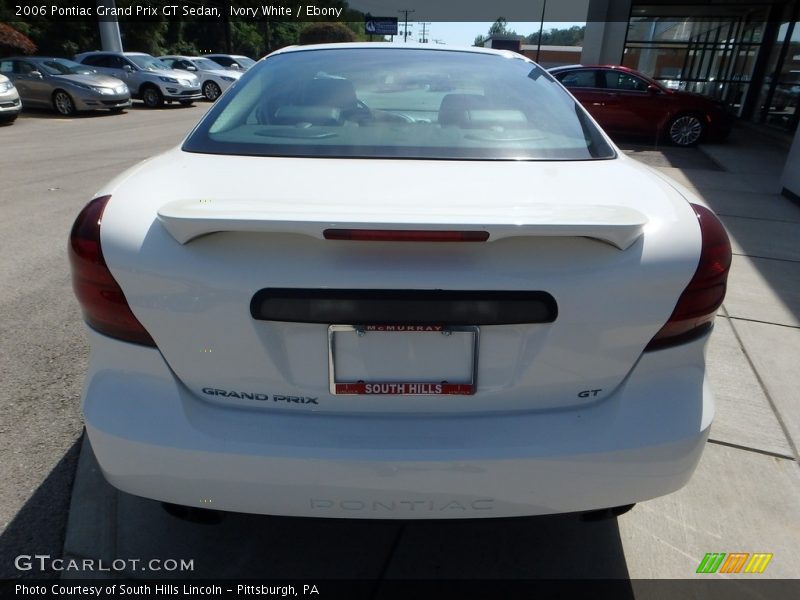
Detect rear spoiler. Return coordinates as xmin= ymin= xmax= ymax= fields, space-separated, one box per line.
xmin=157 ymin=199 xmax=648 ymax=250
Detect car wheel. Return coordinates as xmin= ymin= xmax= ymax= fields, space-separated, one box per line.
xmin=667 ymin=114 xmax=704 ymax=146
xmin=53 ymin=91 xmax=75 ymax=116
xmin=142 ymin=86 xmax=164 ymax=108
xmin=202 ymin=81 xmax=221 ymax=101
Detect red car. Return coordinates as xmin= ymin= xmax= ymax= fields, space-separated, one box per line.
xmin=549 ymin=64 xmax=734 ymax=146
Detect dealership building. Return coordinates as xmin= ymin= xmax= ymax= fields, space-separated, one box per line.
xmin=487 ymin=0 xmax=800 ymax=196
xmin=582 ymin=0 xmax=798 ymax=133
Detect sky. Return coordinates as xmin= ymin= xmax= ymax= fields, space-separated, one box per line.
xmin=384 ymin=22 xmax=585 ymax=46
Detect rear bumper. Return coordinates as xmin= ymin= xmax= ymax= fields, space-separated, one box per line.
xmin=83 ymin=328 xmax=713 ymax=518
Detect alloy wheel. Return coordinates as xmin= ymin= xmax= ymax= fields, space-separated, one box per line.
xmin=669 ymin=115 xmax=703 ymax=146
xmin=54 ymin=92 xmax=74 ymax=116
xmin=203 ymin=81 xmax=221 ymax=101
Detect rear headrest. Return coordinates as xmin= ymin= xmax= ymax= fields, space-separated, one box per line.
xmin=302 ymin=78 xmax=358 ymax=109
xmin=438 ymin=94 xmax=490 ymax=126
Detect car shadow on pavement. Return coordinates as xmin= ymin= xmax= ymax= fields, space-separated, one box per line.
xmin=129 ymin=102 xmax=201 ymax=110
xmin=690 ymin=128 xmax=800 ymax=328
xmin=125 ymin=504 xmax=634 ymax=581
xmin=616 ymin=139 xmax=724 ymax=171
xmin=18 ymin=108 xmax=126 ymax=119
xmin=0 ymin=434 xmax=83 ymax=579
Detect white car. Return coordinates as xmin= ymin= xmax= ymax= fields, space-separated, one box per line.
xmin=159 ymin=55 xmax=241 ymax=101
xmin=70 ymin=44 xmax=731 ymax=519
xmin=0 ymin=73 xmax=21 ymax=123
xmin=203 ymin=53 xmax=257 ymax=72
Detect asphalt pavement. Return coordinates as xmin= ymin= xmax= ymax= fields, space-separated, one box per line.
xmin=0 ymin=103 xmax=212 ymax=579
xmin=1 ymin=105 xmax=799 ymax=586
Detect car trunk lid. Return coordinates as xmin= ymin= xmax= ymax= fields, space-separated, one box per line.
xmin=98 ymin=151 xmax=701 ymax=415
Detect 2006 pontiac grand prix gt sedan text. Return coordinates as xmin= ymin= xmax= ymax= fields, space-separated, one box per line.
xmin=69 ymin=44 xmax=731 ymax=518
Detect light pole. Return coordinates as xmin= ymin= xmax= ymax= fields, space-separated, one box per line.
xmin=97 ymin=0 xmax=123 ymax=52
xmin=536 ymin=0 xmax=547 ymax=63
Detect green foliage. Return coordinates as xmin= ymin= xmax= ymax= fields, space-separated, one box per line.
xmin=299 ymin=22 xmax=356 ymax=45
xmin=474 ymin=18 xmax=518 ymax=46
xmin=527 ymin=25 xmax=586 ymax=47
xmin=489 ymin=18 xmax=515 ymax=36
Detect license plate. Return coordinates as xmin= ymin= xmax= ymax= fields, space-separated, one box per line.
xmin=328 ymin=325 xmax=479 ymax=395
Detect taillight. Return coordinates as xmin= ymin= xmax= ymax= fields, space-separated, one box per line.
xmin=645 ymin=203 xmax=731 ymax=351
xmin=68 ymin=195 xmax=156 ymax=347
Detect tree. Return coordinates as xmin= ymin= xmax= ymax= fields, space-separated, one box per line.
xmin=298 ymin=22 xmax=355 ymax=45
xmin=0 ymin=23 xmax=37 ymax=55
xmin=527 ymin=25 xmax=586 ymax=46
xmin=488 ymin=18 xmax=517 ymax=37
xmin=474 ymin=18 xmax=518 ymax=46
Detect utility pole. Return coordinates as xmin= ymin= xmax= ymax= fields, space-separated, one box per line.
xmin=419 ymin=22 xmax=430 ymax=43
xmin=398 ymin=9 xmax=415 ymax=43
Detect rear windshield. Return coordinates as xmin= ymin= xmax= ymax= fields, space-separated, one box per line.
xmin=183 ymin=48 xmax=614 ymax=161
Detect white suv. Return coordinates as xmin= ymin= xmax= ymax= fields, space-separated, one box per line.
xmin=74 ymin=51 xmax=202 ymax=108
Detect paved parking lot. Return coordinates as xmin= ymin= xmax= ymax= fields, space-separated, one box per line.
xmin=0 ymin=104 xmax=211 ymax=578
xmin=1 ymin=105 xmax=799 ymax=586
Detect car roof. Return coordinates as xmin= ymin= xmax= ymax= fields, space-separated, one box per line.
xmin=270 ymin=42 xmax=533 ymax=61
xmin=549 ymin=64 xmax=642 ymax=74
xmin=163 ymin=55 xmax=215 ymax=63
xmin=548 ymin=63 xmax=666 ymax=91
xmin=76 ymin=51 xmax=150 ymax=56
xmin=11 ymin=56 xmax=74 ymax=61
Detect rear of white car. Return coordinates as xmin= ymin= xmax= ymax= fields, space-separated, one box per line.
xmin=70 ymin=45 xmax=730 ymax=518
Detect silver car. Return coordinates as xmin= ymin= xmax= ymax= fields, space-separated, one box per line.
xmin=75 ymin=51 xmax=202 ymax=108
xmin=0 ymin=57 xmax=130 ymax=116
xmin=0 ymin=74 xmax=21 ymax=123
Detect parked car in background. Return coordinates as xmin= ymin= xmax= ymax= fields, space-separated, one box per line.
xmin=203 ymin=54 xmax=257 ymax=72
xmin=0 ymin=57 xmax=130 ymax=116
xmin=70 ymin=44 xmax=731 ymax=520
xmin=549 ymin=64 xmax=734 ymax=146
xmin=74 ymin=51 xmax=202 ymax=108
xmin=158 ymin=55 xmax=241 ymax=101
xmin=0 ymin=73 xmax=21 ymax=123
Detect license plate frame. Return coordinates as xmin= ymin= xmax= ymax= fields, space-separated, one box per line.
xmin=328 ymin=325 xmax=479 ymax=395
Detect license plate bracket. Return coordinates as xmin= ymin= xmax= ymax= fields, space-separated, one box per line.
xmin=328 ymin=325 xmax=479 ymax=395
